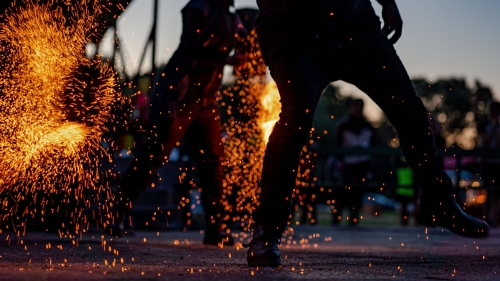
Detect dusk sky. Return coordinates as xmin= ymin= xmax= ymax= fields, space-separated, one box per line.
xmin=103 ymin=0 xmax=500 ymax=120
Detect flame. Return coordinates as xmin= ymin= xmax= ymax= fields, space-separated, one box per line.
xmin=258 ymin=81 xmax=281 ymax=145
xmin=0 ymin=1 xmax=123 ymax=232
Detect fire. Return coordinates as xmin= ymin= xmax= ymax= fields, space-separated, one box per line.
xmin=0 ymin=1 xmax=123 ymax=233
xmin=258 ymin=81 xmax=281 ymax=145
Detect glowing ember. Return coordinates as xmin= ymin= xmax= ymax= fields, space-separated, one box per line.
xmin=0 ymin=0 xmax=123 ymax=232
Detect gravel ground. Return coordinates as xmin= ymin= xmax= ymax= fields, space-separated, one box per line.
xmin=1 ymin=225 xmax=499 ymax=280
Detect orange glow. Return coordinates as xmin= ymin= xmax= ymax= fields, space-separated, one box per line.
xmin=0 ymin=1 xmax=123 ymax=232
xmin=258 ymin=81 xmax=281 ymax=145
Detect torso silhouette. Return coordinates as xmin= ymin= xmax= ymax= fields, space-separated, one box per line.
xmin=151 ymin=0 xmax=244 ymax=120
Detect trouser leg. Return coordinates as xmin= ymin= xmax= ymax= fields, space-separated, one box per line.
xmin=252 ymin=43 xmax=332 ymax=231
xmin=343 ymin=163 xmax=369 ymax=224
xmin=339 ymin=18 xmax=442 ymax=185
xmin=339 ymin=7 xmax=488 ymax=237
xmin=183 ymin=104 xmax=226 ymax=227
xmin=348 ymin=191 xmax=363 ymax=225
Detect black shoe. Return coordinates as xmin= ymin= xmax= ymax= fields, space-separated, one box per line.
xmin=243 ymin=224 xmax=282 ymax=267
xmin=203 ymin=232 xmax=235 ymax=246
xmin=417 ymin=178 xmax=489 ymax=238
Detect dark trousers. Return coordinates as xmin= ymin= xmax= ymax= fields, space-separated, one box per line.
xmin=332 ymin=162 xmax=370 ymax=224
xmin=331 ymin=189 xmax=364 ymax=225
xmin=118 ymin=102 xmax=226 ymax=225
xmin=253 ymin=6 xmax=445 ymax=230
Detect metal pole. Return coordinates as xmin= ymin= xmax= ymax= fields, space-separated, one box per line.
xmin=151 ymin=0 xmax=158 ymax=82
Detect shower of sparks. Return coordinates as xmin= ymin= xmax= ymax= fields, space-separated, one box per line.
xmin=221 ymin=29 xmax=283 ymax=227
xmin=221 ymin=30 xmax=320 ymax=231
xmin=0 ymin=0 xmax=124 ymax=234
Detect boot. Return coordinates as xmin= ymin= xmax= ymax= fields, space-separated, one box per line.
xmin=417 ymin=174 xmax=489 ymax=238
xmin=203 ymin=221 xmax=235 ymax=246
xmin=243 ymin=224 xmax=282 ymax=267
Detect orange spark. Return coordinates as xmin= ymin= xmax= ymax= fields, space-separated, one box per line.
xmin=0 ymin=0 xmax=125 ymax=234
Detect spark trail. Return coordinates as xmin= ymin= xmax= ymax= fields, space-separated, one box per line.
xmin=0 ymin=0 xmax=124 ymax=234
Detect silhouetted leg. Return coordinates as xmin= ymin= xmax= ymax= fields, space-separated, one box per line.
xmin=349 ymin=190 xmax=363 ymax=225
xmin=245 ymin=42 xmax=333 ymax=266
xmin=340 ymin=7 xmax=488 ymax=237
xmin=343 ymin=163 xmax=369 ymax=225
xmin=253 ymin=43 xmax=333 ymax=232
xmin=183 ymin=103 xmax=233 ymax=245
xmin=184 ymin=104 xmax=225 ymax=225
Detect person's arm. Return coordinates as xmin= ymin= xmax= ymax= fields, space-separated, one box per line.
xmin=179 ymin=8 xmax=228 ymax=65
xmin=376 ymin=0 xmax=403 ymax=44
xmin=178 ymin=8 xmax=206 ymax=66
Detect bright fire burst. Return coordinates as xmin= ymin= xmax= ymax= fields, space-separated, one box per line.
xmin=0 ymin=1 xmax=123 ymax=233
xmin=258 ymin=81 xmax=281 ymax=145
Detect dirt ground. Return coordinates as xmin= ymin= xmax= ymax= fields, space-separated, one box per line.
xmin=1 ymin=225 xmax=499 ymax=281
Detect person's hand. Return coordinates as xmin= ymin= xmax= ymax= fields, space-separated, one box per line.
xmin=381 ymin=1 xmax=403 ymax=44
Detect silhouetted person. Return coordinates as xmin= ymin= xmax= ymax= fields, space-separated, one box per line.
xmin=108 ymin=0 xmax=246 ymax=246
xmin=478 ymin=101 xmax=500 ymax=226
xmin=333 ymin=99 xmax=375 ymax=226
xmin=244 ymin=0 xmax=489 ymax=267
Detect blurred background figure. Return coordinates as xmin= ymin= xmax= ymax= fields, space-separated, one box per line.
xmin=333 ymin=99 xmax=376 ymax=226
xmin=478 ymin=101 xmax=500 ymax=227
xmin=108 ymin=0 xmax=246 ymax=245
